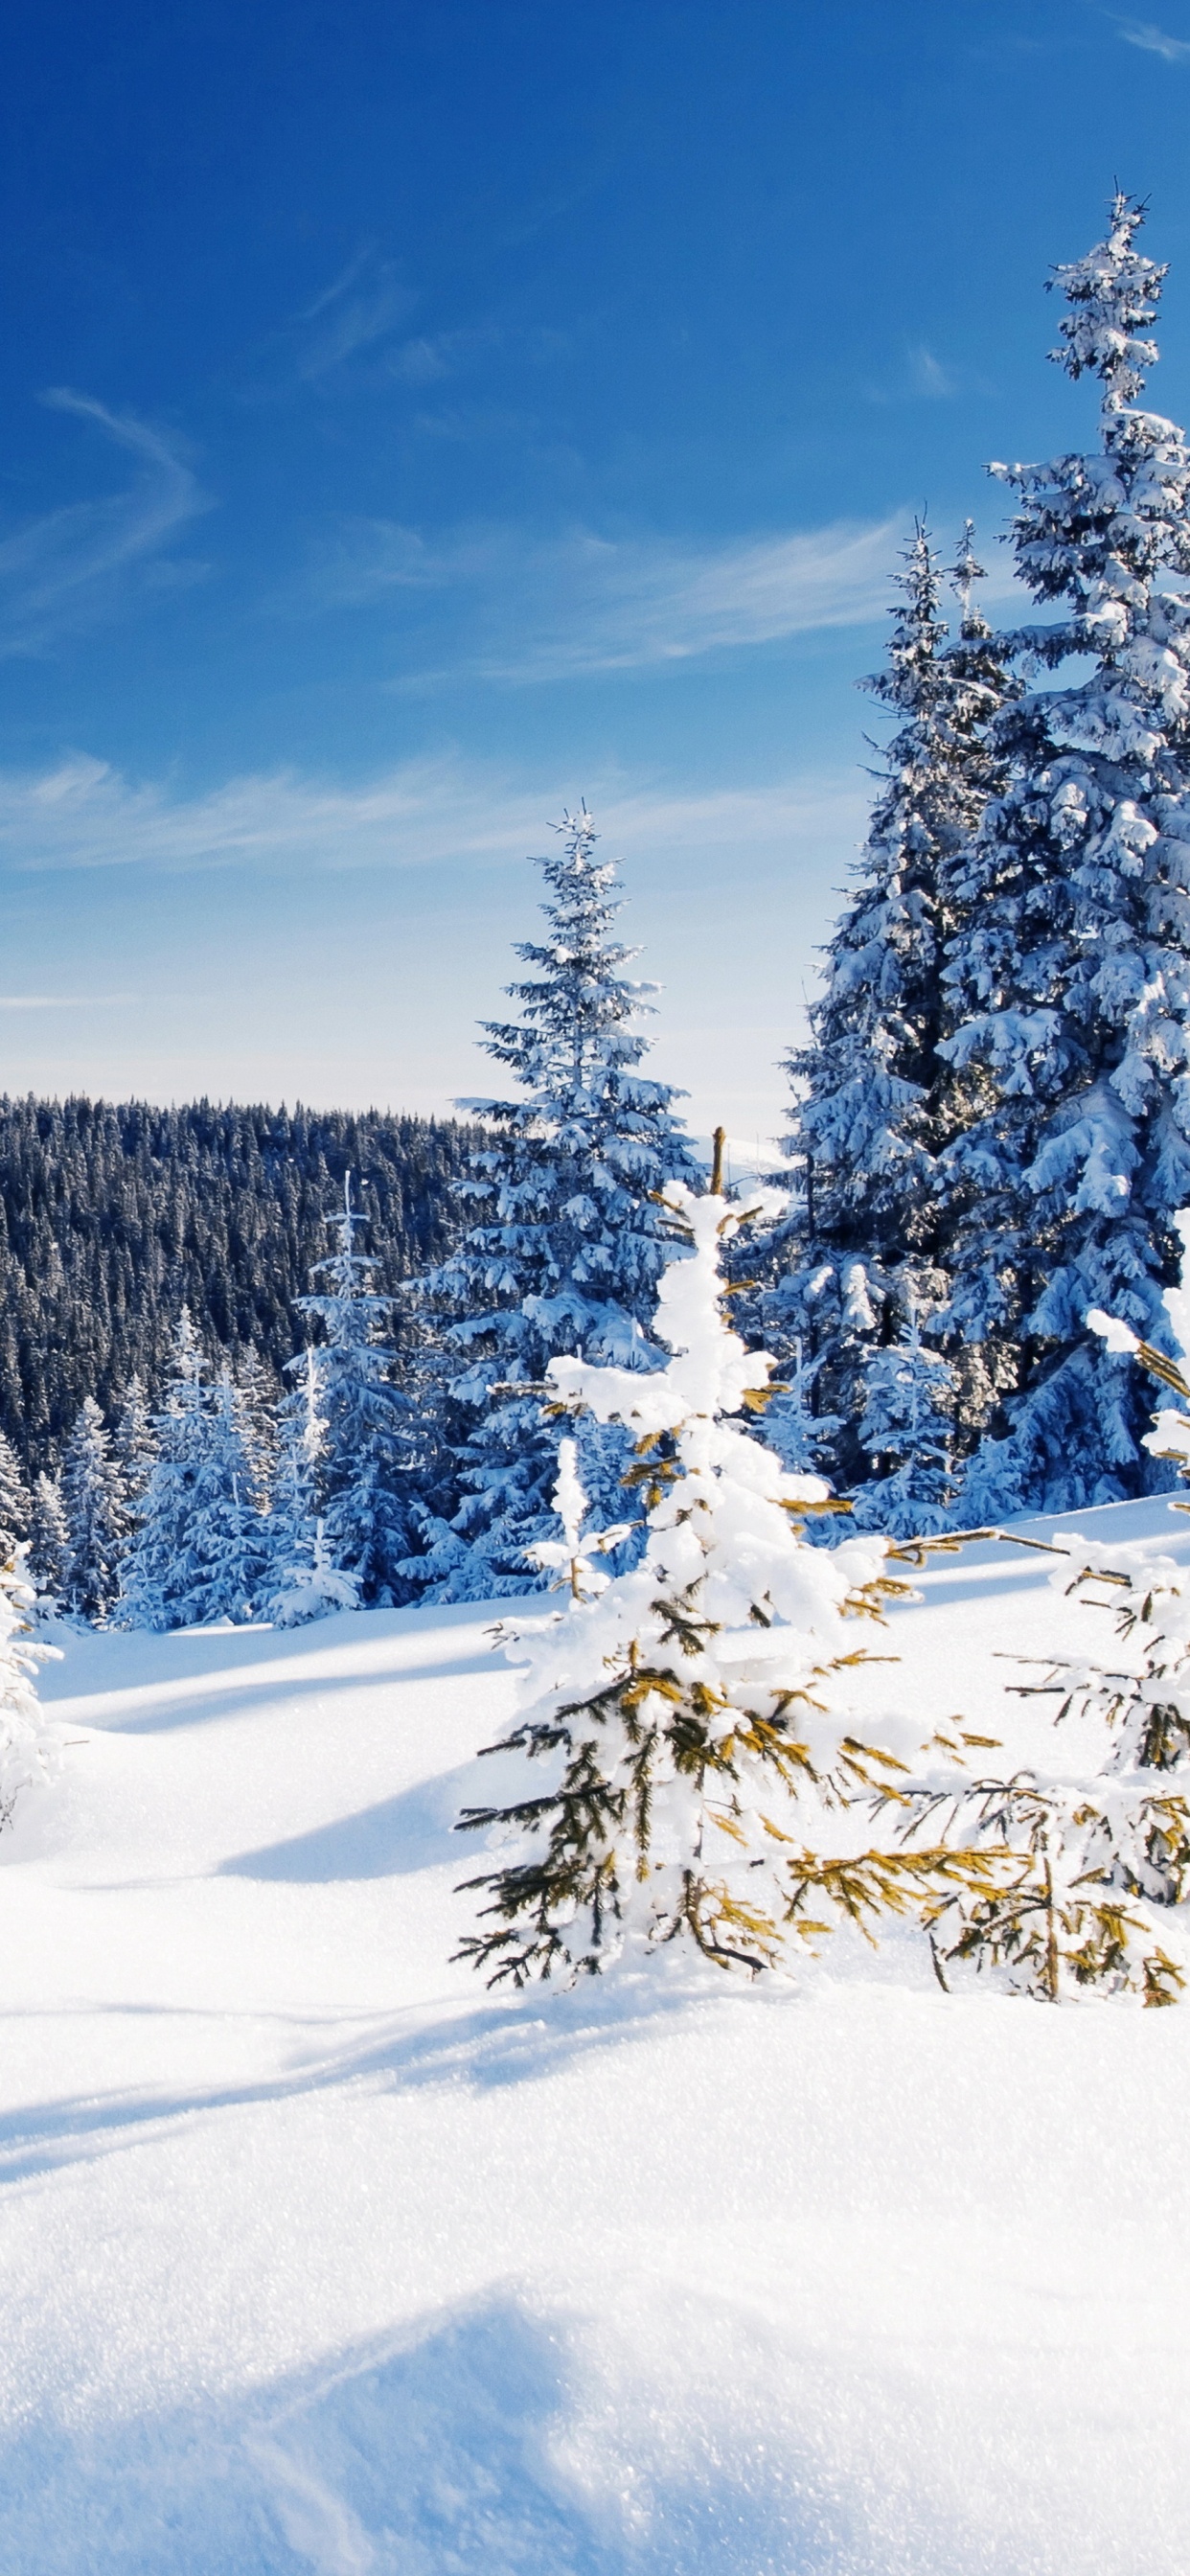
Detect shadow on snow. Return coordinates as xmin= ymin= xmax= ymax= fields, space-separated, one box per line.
xmin=0 ymin=2289 xmax=875 ymax=2576
xmin=217 ymin=1765 xmax=478 ymax=1881
xmin=0 ymin=1973 xmax=714 ymax=2190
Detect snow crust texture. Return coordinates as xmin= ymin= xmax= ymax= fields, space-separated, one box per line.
xmin=3 ymin=1518 xmax=1189 ymax=2573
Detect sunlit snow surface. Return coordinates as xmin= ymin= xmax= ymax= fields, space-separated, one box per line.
xmin=3 ymin=1498 xmax=1190 ymax=2573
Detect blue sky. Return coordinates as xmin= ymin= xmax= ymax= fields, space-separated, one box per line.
xmin=5 ymin=0 xmax=1190 ymax=1145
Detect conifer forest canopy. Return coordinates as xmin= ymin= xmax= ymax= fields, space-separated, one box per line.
xmin=0 ymin=1097 xmax=475 ymax=1475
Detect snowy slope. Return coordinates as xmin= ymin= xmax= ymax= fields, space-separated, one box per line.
xmin=3 ymin=1504 xmax=1189 ymax=2575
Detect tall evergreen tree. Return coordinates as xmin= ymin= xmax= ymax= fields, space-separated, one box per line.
xmin=112 ymin=1374 xmax=156 ymax=1522
xmin=791 ymin=526 xmax=959 ymax=1264
xmin=25 ymin=1473 xmax=70 ymax=1611
xmin=940 ymin=195 xmax=1190 ymax=1515
xmin=260 ymin=1349 xmax=325 ymax=1619
xmin=850 ymin=1305 xmax=959 ymax=1537
xmin=410 ymin=808 xmax=698 ymax=1603
xmin=118 ymin=1313 xmax=264 ymax=1629
xmin=61 ymin=1397 xmax=124 ymax=1622
xmin=233 ymin=1348 xmax=279 ymax=1509
xmin=184 ymin=1370 xmax=270 ymax=1624
xmin=260 ymin=1350 xmax=358 ymax=1623
xmin=293 ymin=1177 xmax=415 ymax=1606
xmin=0 ymin=1430 xmax=31 ymax=1556
xmin=771 ymin=526 xmax=1012 ymax=1494
xmin=118 ymin=1314 xmax=210 ymax=1628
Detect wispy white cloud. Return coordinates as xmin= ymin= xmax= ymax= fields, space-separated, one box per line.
xmin=863 ymin=337 xmax=967 ymax=406
xmin=306 ymin=514 xmax=912 ymax=678
xmin=906 ymin=343 xmax=957 ymax=400
xmin=0 ymin=748 xmax=865 ymax=881
xmin=246 ymin=245 xmax=429 ymax=393
xmin=388 ymin=324 xmax=502 ymax=386
xmin=293 ymin=247 xmax=417 ymax=381
xmin=388 ymin=335 xmax=453 ymax=386
xmin=0 ymin=392 xmax=209 ymax=655
xmin=0 ymin=993 xmax=131 ymax=1007
xmin=1113 ymin=14 xmax=1190 ymax=58
xmin=248 ymin=249 xmax=520 ymax=402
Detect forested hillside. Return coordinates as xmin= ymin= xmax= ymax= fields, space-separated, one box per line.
xmin=0 ymin=1097 xmax=477 ymax=1473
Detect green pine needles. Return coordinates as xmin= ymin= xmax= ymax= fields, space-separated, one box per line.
xmin=860 ymin=1221 xmax=1190 ymax=2007
xmin=456 ymin=1181 xmax=1190 ymax=2005
xmin=454 ymin=1182 xmax=995 ymax=1987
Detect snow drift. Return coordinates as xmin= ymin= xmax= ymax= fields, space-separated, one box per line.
xmin=2 ymin=1506 xmax=1189 ymax=2572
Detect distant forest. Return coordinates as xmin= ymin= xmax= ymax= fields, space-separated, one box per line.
xmin=0 ymin=1096 xmax=478 ymax=1474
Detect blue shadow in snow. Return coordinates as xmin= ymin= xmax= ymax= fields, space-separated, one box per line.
xmin=217 ymin=1765 xmax=474 ymax=1881
xmin=0 ymin=2292 xmax=874 ymax=2575
xmin=0 ymin=1974 xmax=709 ymax=2189
xmin=103 ymin=1652 xmax=497 ymax=1736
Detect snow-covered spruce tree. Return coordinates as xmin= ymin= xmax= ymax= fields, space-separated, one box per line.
xmin=410 ymin=807 xmax=698 ymax=1602
xmin=0 ymin=1430 xmax=32 ymax=1554
xmin=759 ymin=1323 xmax=842 ymax=1481
xmin=456 ymin=1184 xmax=989 ymax=1987
xmin=118 ymin=1312 xmax=208 ymax=1629
xmin=850 ymin=1301 xmax=959 ymax=1537
xmin=941 ymin=195 xmax=1190 ymax=1516
xmin=118 ymin=1314 xmax=265 ymax=1630
xmin=112 ymin=1373 xmax=156 ymax=1523
xmin=770 ymin=525 xmax=1013 ymax=1497
xmin=182 ymin=1369 xmax=270 ymax=1624
xmin=232 ymin=1347 xmax=280 ymax=1511
xmin=261 ymin=1351 xmax=357 ymax=1624
xmin=25 ymin=1473 xmax=70 ymax=1612
xmin=270 ymin=1521 xmax=358 ymax=1625
xmin=61 ymin=1396 xmax=125 ymax=1622
xmin=292 ymin=1176 xmax=415 ymax=1606
xmin=0 ymin=1559 xmax=58 ymax=1835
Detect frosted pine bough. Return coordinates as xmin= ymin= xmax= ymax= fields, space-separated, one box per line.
xmin=873 ymin=1214 xmax=1190 ymax=2007
xmin=883 ymin=1738 xmax=1188 ymax=2008
xmin=457 ymin=1184 xmax=990 ymax=1987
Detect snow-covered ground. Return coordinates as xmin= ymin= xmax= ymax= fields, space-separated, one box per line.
xmin=4 ymin=1499 xmax=1190 ymax=2574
